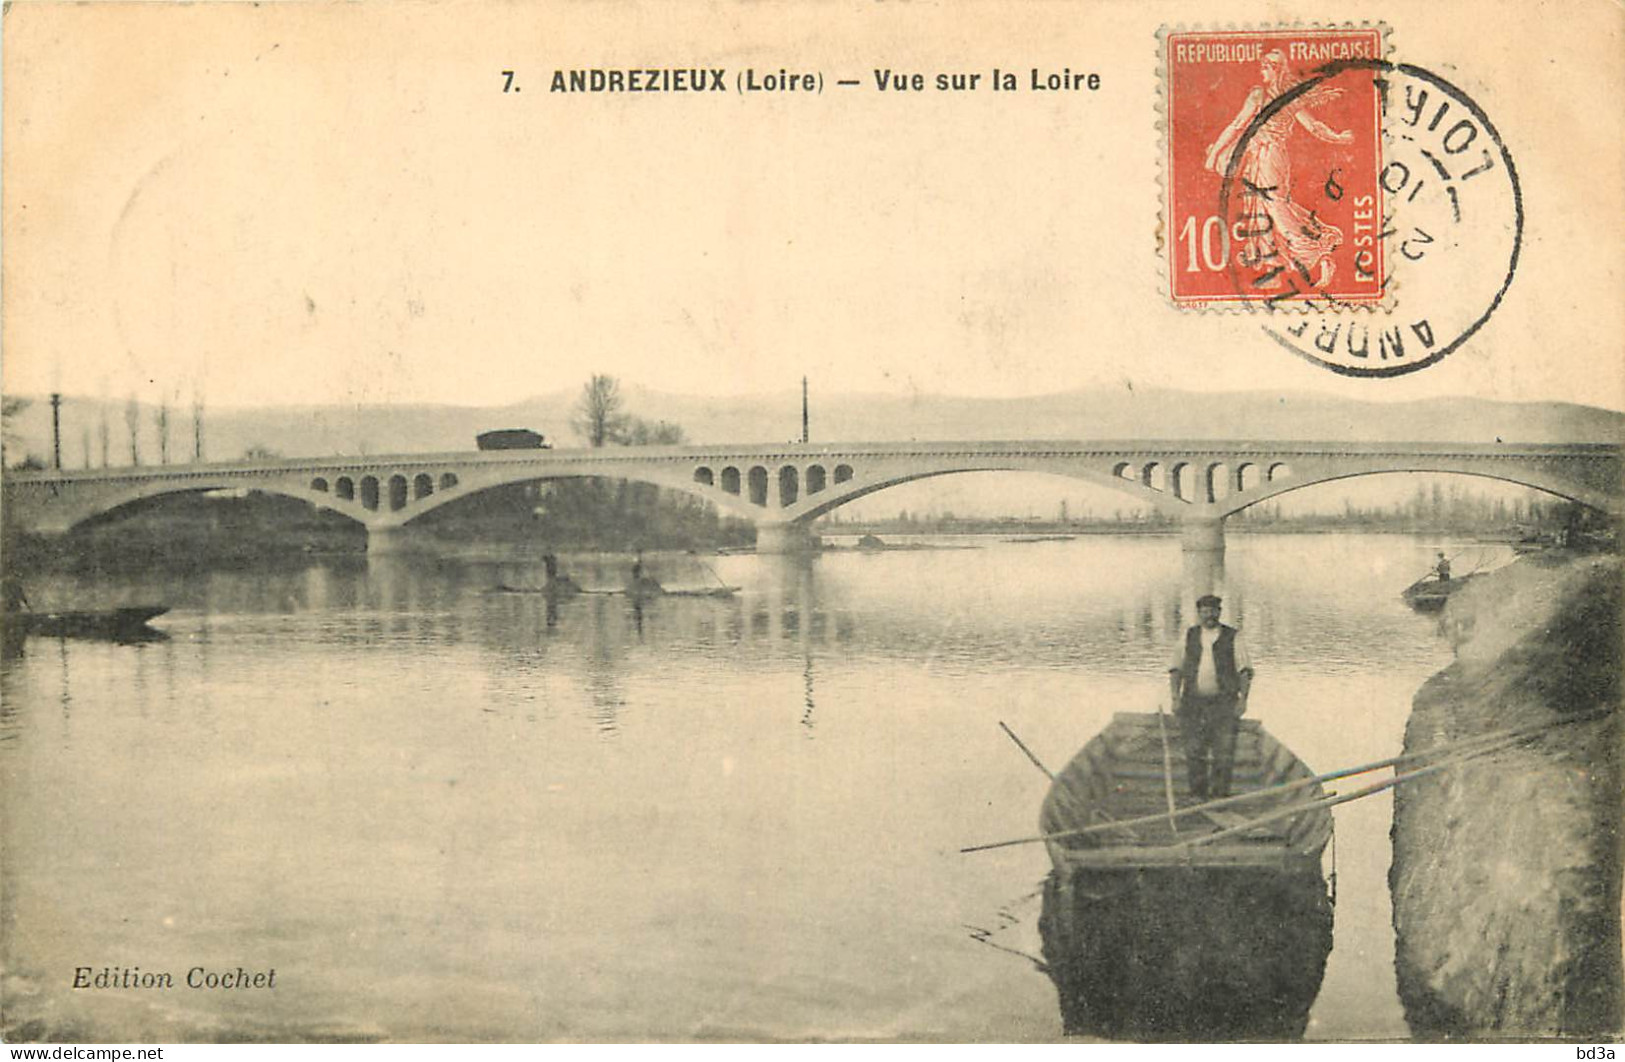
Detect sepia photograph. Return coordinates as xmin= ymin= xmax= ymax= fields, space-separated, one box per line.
xmin=2 ymin=0 xmax=1621 ymax=1046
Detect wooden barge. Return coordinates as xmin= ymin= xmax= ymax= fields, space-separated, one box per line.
xmin=1037 ymin=712 xmax=1335 ymax=1041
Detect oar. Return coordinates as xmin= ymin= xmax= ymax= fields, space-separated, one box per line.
xmin=998 ymin=721 xmax=1054 ymax=781
xmin=959 ymin=709 xmax=1612 ymax=855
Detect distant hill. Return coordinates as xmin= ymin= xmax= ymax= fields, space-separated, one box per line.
xmin=4 ymin=385 xmax=1620 ymax=468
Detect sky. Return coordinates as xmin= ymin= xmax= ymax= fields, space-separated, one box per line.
xmin=4 ymin=1 xmax=1623 ymax=414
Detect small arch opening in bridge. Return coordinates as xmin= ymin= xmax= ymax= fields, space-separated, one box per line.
xmin=1141 ymin=462 xmax=1165 ymax=492
xmin=748 ymin=466 xmax=769 ymax=507
xmin=721 ymin=467 xmax=741 ymax=495
xmin=807 ymin=465 xmax=826 ymax=494
xmin=779 ymin=466 xmax=799 ymax=507
xmin=336 ymin=477 xmax=355 ymax=501
xmin=1170 ymin=462 xmax=1193 ymax=501
xmin=1207 ymin=463 xmax=1231 ymax=503
xmin=1238 ymin=463 xmax=1261 ymax=493
xmin=388 ymin=475 xmax=409 ymax=511
xmin=413 ymin=474 xmax=434 ymax=500
xmin=834 ymin=464 xmax=853 ymax=484
xmin=694 ymin=467 xmax=715 ymax=487
xmin=1268 ymin=462 xmax=1293 ymax=483
xmin=440 ymin=472 xmax=459 ymax=490
xmin=311 ymin=477 xmax=329 ymax=493
xmin=1113 ymin=462 xmax=1134 ymax=481
xmin=360 ymin=476 xmax=381 ymax=511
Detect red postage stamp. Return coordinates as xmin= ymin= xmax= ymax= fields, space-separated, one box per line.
xmin=1163 ymin=27 xmax=1386 ymax=308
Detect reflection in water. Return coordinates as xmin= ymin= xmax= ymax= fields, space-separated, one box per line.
xmin=0 ymin=534 xmax=1483 ymax=1042
xmin=802 ymin=651 xmax=816 ymax=734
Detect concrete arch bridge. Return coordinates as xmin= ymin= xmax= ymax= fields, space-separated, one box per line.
xmin=3 ymin=440 xmax=1618 ymax=559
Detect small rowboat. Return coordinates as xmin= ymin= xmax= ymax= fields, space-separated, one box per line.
xmin=1401 ymin=573 xmax=1476 ymax=613
xmin=493 ymin=580 xmax=581 ymax=597
xmin=5 ymin=605 xmax=170 ymax=641
xmin=577 ymin=584 xmax=741 ymax=599
xmin=1038 ymin=712 xmax=1334 ymax=1041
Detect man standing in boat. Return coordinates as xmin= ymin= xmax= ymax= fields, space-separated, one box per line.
xmin=1434 ymin=552 xmax=1452 ymax=581
xmin=1168 ymin=594 xmax=1254 ymax=800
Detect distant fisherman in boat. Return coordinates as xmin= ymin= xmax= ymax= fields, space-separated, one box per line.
xmin=1433 ymin=552 xmax=1451 ymax=582
xmin=542 ymin=552 xmax=580 ymax=595
xmin=2 ymin=572 xmax=29 ymax=612
xmin=1167 ymin=594 xmax=1254 ymax=800
xmin=627 ymin=551 xmax=664 ymax=596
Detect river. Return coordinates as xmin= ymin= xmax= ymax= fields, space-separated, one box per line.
xmin=0 ymin=533 xmax=1502 ymax=1042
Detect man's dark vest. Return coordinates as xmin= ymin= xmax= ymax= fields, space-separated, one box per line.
xmin=1181 ymin=624 xmax=1240 ymax=698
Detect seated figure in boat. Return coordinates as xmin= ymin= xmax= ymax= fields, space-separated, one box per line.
xmin=2 ymin=572 xmax=29 ymax=613
xmin=541 ymin=552 xmax=580 ymax=595
xmin=1433 ymin=552 xmax=1451 ymax=581
xmin=627 ymin=552 xmax=664 ymax=597
xmin=1167 ymin=594 xmax=1254 ymax=800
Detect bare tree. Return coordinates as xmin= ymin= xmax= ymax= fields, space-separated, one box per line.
xmin=623 ymin=417 xmax=686 ymax=446
xmin=124 ymin=397 xmax=141 ymax=465
xmin=571 ymin=374 xmax=630 ymax=448
xmin=98 ymin=408 xmax=111 ymax=468
xmin=192 ymin=390 xmax=205 ymax=462
xmin=0 ymin=396 xmax=28 ymax=466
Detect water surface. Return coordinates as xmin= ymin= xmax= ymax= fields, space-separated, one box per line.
xmin=0 ymin=533 xmax=1488 ymax=1041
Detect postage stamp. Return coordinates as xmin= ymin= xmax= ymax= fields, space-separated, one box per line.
xmin=1162 ymin=28 xmax=1387 ymax=309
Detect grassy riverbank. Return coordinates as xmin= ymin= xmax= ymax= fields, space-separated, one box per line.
xmin=1390 ymin=553 xmax=1622 ymax=1038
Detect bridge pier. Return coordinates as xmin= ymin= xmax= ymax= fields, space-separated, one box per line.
xmin=366 ymin=526 xmax=420 ymax=555
xmin=1179 ymin=514 xmax=1226 ymax=600
xmin=755 ymin=523 xmax=822 ymax=555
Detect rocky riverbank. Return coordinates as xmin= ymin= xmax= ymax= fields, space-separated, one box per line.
xmin=1391 ymin=553 xmax=1622 ymax=1038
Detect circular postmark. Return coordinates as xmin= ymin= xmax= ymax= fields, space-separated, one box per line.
xmin=1217 ymin=58 xmax=1522 ymax=377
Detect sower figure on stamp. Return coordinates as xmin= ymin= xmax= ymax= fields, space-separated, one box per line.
xmin=1167 ymin=594 xmax=1254 ymax=800
xmin=1202 ymin=49 xmax=1354 ymax=288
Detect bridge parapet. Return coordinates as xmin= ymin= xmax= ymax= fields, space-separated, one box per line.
xmin=3 ymin=440 xmax=1619 ymax=540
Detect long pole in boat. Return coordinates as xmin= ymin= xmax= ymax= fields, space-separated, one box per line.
xmin=1175 ymin=734 xmax=1531 ymax=849
xmin=959 ymin=708 xmax=1613 ymax=854
xmin=1155 ymin=703 xmax=1179 ymax=835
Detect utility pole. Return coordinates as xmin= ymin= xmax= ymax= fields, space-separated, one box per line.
xmin=49 ymin=392 xmax=62 ymax=470
xmin=801 ymin=376 xmax=809 ymax=444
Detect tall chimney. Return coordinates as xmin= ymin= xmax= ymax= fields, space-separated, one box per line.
xmin=801 ymin=376 xmax=809 ymax=444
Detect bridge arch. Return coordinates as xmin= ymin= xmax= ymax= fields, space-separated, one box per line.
xmin=23 ymin=479 xmax=372 ymax=535
xmin=780 ymin=463 xmax=1173 ymax=525
xmin=1221 ymin=467 xmax=1618 ymax=519
xmin=345 ymin=464 xmax=767 ymax=528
